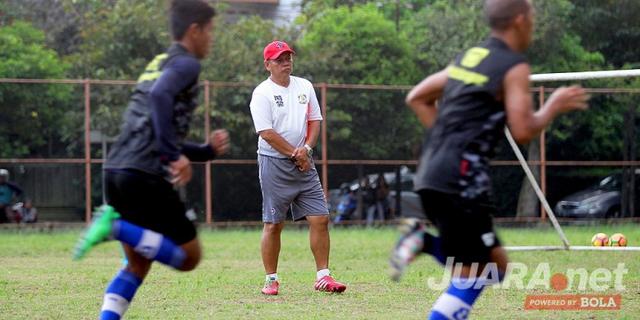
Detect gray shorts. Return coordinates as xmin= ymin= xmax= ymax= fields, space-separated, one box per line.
xmin=258 ymin=154 xmax=329 ymax=223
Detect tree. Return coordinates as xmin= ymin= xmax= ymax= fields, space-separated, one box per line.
xmin=570 ymin=0 xmax=640 ymax=68
xmin=569 ymin=0 xmax=640 ymax=217
xmin=62 ymin=0 xmax=169 ymax=144
xmin=296 ymin=4 xmax=421 ymax=160
xmin=67 ymin=0 xmax=168 ymax=80
xmin=0 ymin=21 xmax=72 ymax=157
xmin=404 ymin=0 xmax=487 ymax=77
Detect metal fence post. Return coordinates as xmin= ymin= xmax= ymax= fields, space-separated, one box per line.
xmin=321 ymin=83 xmax=329 ymax=197
xmin=84 ymin=79 xmax=92 ymax=224
xmin=204 ymin=80 xmax=212 ymax=225
xmin=539 ymin=86 xmax=547 ymax=221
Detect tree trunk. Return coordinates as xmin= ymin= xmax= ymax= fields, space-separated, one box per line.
xmin=516 ymin=139 xmax=541 ymax=217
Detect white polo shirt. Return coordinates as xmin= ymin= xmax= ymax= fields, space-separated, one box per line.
xmin=249 ymin=76 xmax=322 ymax=158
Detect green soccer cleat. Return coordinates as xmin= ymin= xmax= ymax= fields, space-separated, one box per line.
xmin=72 ymin=205 xmax=120 ymax=261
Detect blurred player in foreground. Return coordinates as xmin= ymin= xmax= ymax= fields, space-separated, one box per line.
xmin=73 ymin=1 xmax=229 ymax=319
xmin=390 ymin=0 xmax=589 ymax=319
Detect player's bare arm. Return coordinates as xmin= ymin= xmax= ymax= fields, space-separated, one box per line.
xmin=292 ymin=120 xmax=320 ymax=172
xmin=405 ymin=69 xmax=448 ymax=128
xmin=259 ymin=129 xmax=297 ymax=158
xmin=504 ymin=63 xmax=590 ymax=144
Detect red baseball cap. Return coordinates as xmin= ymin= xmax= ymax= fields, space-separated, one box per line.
xmin=263 ymin=40 xmax=295 ymax=60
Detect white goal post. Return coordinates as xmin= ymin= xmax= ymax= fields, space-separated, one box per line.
xmin=505 ymin=69 xmax=640 ymax=252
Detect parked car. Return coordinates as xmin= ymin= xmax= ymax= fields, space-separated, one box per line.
xmin=328 ymin=166 xmax=424 ymax=219
xmin=554 ymin=174 xmax=623 ymax=218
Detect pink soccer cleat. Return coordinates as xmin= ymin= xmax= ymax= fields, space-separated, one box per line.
xmin=314 ymin=275 xmax=347 ymax=293
xmin=261 ymin=278 xmax=279 ymax=295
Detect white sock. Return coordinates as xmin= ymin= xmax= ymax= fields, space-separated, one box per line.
xmin=317 ymin=269 xmax=330 ymax=280
xmin=266 ymin=273 xmax=278 ymax=281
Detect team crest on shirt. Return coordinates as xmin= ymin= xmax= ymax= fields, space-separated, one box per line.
xmin=274 ymin=95 xmax=284 ymax=107
xmin=298 ymin=94 xmax=308 ymax=104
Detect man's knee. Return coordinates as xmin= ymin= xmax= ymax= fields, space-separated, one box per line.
xmin=307 ymin=215 xmax=329 ymax=228
xmin=263 ymin=222 xmax=285 ymax=235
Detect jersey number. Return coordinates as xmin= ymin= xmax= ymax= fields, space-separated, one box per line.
xmin=137 ymin=53 xmax=169 ymax=83
xmin=461 ymin=47 xmax=490 ymax=68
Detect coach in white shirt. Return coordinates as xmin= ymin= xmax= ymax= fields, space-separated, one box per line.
xmin=249 ymin=40 xmax=347 ymax=295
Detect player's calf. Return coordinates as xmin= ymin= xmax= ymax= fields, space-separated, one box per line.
xmin=100 ymin=269 xmax=142 ymax=320
xmin=429 ymin=277 xmax=484 ymax=320
xmin=390 ymin=218 xmax=445 ymax=281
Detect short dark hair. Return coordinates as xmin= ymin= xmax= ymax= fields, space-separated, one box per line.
xmin=483 ymin=0 xmax=531 ymax=31
xmin=170 ymin=0 xmax=216 ymax=40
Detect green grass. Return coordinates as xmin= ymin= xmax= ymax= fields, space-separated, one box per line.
xmin=1 ymin=225 xmax=639 ymax=319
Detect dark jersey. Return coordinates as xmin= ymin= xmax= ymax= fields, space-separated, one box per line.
xmin=414 ymin=37 xmax=526 ymax=199
xmin=0 ymin=182 xmax=22 ymax=205
xmin=105 ymin=44 xmax=215 ymax=178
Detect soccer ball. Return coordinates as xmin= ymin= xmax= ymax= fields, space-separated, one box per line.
xmin=591 ymin=233 xmax=609 ymax=246
xmin=609 ymin=233 xmax=627 ymax=247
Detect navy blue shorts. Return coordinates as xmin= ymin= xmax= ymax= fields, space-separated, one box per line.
xmin=105 ymin=170 xmax=196 ymax=245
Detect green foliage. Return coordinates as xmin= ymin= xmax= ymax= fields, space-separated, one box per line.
xmin=528 ymin=0 xmax=604 ymax=73
xmin=297 ymin=4 xmax=414 ymax=84
xmin=0 ymin=21 xmax=72 ymax=157
xmin=68 ymin=0 xmax=168 ymax=79
xmin=405 ymin=0 xmax=604 ymax=75
xmin=570 ymin=0 xmax=640 ymax=68
xmin=61 ymin=0 xmax=169 ymax=145
xmin=405 ymin=0 xmax=487 ymax=76
xmin=296 ymin=4 xmax=420 ymax=159
xmin=204 ymin=17 xmax=285 ymax=83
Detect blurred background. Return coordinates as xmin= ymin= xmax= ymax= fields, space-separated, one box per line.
xmin=1 ymin=0 xmax=640 ymax=224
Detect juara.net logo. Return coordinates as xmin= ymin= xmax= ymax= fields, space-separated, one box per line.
xmin=426 ymin=258 xmax=627 ymax=311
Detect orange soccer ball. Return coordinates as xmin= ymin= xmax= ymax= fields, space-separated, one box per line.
xmin=609 ymin=233 xmax=628 ymax=247
xmin=591 ymin=233 xmax=609 ymax=246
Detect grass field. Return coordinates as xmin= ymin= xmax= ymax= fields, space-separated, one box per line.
xmin=1 ymin=224 xmax=639 ymax=319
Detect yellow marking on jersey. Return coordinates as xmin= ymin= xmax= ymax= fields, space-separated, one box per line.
xmin=448 ymin=66 xmax=489 ymax=85
xmin=461 ymin=47 xmax=490 ymax=68
xmin=138 ymin=71 xmax=162 ymax=82
xmin=137 ymin=53 xmax=169 ymax=83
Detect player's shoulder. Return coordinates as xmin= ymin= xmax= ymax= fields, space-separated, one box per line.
xmin=291 ymin=75 xmax=312 ymax=85
xmin=166 ymin=54 xmax=201 ymax=75
xmin=290 ymin=76 xmax=314 ymax=90
xmin=252 ymin=78 xmax=273 ymax=96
